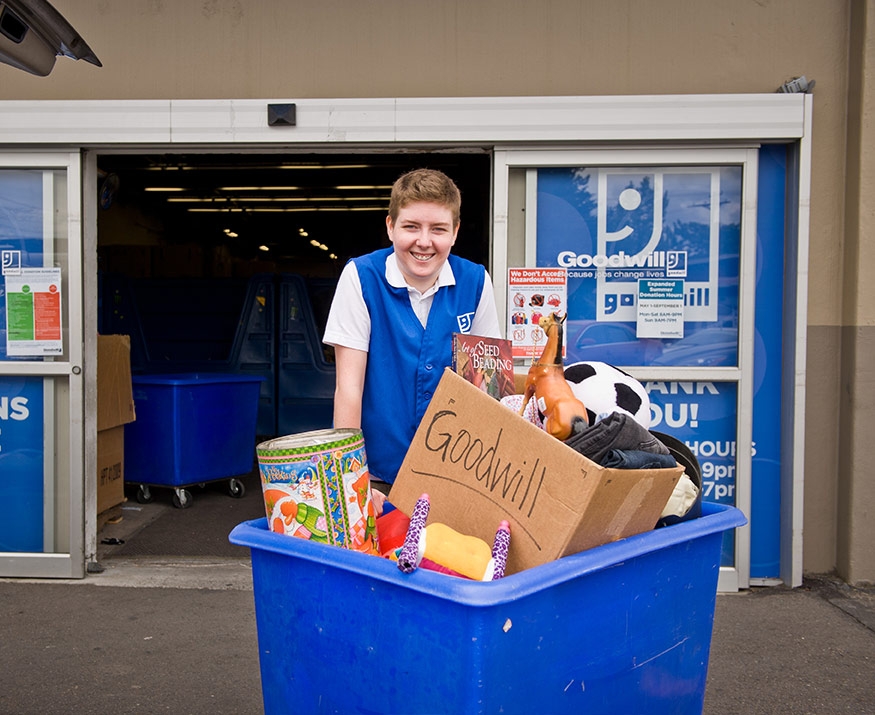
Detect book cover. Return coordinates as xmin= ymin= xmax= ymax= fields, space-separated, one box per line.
xmin=451 ymin=333 xmax=516 ymax=400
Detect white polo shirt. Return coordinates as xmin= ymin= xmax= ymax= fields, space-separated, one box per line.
xmin=323 ymin=252 xmax=502 ymax=351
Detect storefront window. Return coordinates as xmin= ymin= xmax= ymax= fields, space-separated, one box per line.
xmin=1 ymin=167 xmax=72 ymax=556
xmin=535 ymin=166 xmax=742 ymax=367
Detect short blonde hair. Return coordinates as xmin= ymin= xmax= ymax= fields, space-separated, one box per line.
xmin=388 ymin=169 xmax=461 ymax=227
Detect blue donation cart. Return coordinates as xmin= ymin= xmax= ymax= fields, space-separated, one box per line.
xmin=230 ymin=501 xmax=746 ymax=715
xmin=125 ymin=373 xmax=262 ymax=508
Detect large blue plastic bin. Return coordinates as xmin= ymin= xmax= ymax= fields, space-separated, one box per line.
xmin=229 ymin=501 xmax=746 ymax=715
xmin=125 ymin=373 xmax=262 ymax=487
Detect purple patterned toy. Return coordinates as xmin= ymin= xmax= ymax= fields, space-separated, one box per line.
xmin=397 ymin=493 xmax=431 ymax=573
xmin=491 ymin=521 xmax=511 ymax=580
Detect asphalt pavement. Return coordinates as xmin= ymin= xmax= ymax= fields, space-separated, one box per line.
xmin=0 ymin=479 xmax=872 ymax=714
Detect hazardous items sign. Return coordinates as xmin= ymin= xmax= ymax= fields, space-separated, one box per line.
xmin=507 ymin=267 xmax=567 ymax=359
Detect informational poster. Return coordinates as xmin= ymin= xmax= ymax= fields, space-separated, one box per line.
xmin=636 ymin=279 xmax=684 ymax=338
xmin=506 ymin=267 xmax=567 ymax=359
xmin=4 ymin=267 xmax=63 ymax=357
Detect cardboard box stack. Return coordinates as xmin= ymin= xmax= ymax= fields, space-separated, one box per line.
xmin=390 ymin=369 xmax=683 ymax=576
xmin=97 ymin=335 xmax=136 ymax=514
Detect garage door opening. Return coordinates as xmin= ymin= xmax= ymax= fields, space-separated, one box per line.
xmin=94 ymin=150 xmax=492 ymax=560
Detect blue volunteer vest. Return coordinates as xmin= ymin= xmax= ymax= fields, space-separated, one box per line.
xmin=354 ymin=247 xmax=485 ymax=483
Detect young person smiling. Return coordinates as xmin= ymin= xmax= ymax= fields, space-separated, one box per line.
xmin=323 ymin=169 xmax=502 ymax=491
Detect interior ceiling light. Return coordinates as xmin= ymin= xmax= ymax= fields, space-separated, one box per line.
xmin=169 ymin=196 xmax=387 ymax=204
xmin=258 ymin=245 xmax=270 ymax=252
xmin=279 ymin=164 xmax=372 ymax=170
xmin=218 ymin=186 xmax=301 ymax=191
xmin=334 ymin=185 xmax=393 ymax=190
xmin=309 ymin=239 xmax=320 ymax=247
xmin=145 ymin=187 xmax=186 ymax=192
xmin=166 ymin=197 xmax=230 ymax=203
xmin=135 ymin=162 xmax=375 ymax=172
xmin=187 ymin=207 xmax=246 ymax=213
xmin=238 ymin=196 xmax=385 ymax=202
xmin=196 ymin=206 xmax=386 ymax=213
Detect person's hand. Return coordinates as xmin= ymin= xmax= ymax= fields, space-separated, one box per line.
xmin=370 ymin=487 xmax=387 ymax=516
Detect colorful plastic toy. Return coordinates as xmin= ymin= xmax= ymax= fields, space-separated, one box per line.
xmin=397 ymin=494 xmax=511 ymax=581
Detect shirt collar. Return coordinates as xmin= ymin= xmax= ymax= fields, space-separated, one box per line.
xmin=385 ymin=251 xmax=456 ymax=296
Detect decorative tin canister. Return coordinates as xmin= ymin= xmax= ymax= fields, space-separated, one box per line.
xmin=256 ymin=429 xmax=380 ymax=555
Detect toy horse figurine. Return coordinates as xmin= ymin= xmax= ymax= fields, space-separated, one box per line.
xmin=520 ymin=312 xmax=589 ymax=441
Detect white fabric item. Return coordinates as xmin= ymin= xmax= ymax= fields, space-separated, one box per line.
xmin=660 ymin=472 xmax=700 ymax=518
xmin=323 ymin=252 xmax=502 ymax=351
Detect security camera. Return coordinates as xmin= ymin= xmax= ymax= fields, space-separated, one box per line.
xmin=776 ymin=76 xmax=815 ymax=94
xmin=0 ymin=0 xmax=101 ymax=76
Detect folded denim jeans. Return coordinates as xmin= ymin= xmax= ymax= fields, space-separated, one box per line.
xmin=600 ymin=449 xmax=677 ymax=470
xmin=563 ymin=411 xmax=670 ymax=464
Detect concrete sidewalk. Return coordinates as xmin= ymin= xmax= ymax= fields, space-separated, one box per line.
xmin=706 ymin=576 xmax=875 ymax=714
xmin=1 ymin=561 xmax=873 ymax=714
xmin=2 ymin=485 xmax=872 ymax=713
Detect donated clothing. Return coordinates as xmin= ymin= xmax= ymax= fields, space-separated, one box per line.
xmin=600 ymin=449 xmax=677 ymax=470
xmin=563 ymin=411 xmax=671 ymax=465
xmin=324 ymin=247 xmax=502 ymax=483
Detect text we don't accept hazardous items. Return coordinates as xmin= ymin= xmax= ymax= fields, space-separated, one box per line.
xmin=420 ymin=408 xmax=549 ymax=519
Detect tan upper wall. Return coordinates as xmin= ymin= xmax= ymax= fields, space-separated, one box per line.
xmin=0 ymin=0 xmax=853 ymax=325
xmin=846 ymin=0 xmax=875 ymax=327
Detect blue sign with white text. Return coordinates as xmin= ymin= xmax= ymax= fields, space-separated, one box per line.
xmin=0 ymin=377 xmax=44 ymax=552
xmin=1 ymin=170 xmax=47 ymax=552
xmin=647 ymin=380 xmax=738 ymax=566
xmin=535 ymin=151 xmax=786 ymax=576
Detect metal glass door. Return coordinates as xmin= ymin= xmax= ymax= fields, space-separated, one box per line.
xmin=493 ymin=147 xmax=759 ymax=591
xmin=0 ymin=152 xmax=84 ymax=578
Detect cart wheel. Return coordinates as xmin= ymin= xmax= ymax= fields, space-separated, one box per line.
xmin=136 ymin=485 xmax=153 ymax=504
xmin=172 ymin=488 xmax=193 ymax=509
xmin=228 ymin=478 xmax=246 ymax=499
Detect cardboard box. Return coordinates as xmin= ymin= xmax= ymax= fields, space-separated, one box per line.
xmin=98 ymin=335 xmax=136 ymax=431
xmin=97 ymin=335 xmax=136 ymax=513
xmin=97 ymin=426 xmax=125 ymax=514
xmin=389 ymin=369 xmax=683 ymax=575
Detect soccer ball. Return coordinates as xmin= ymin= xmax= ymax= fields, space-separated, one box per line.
xmin=564 ymin=361 xmax=651 ymax=428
